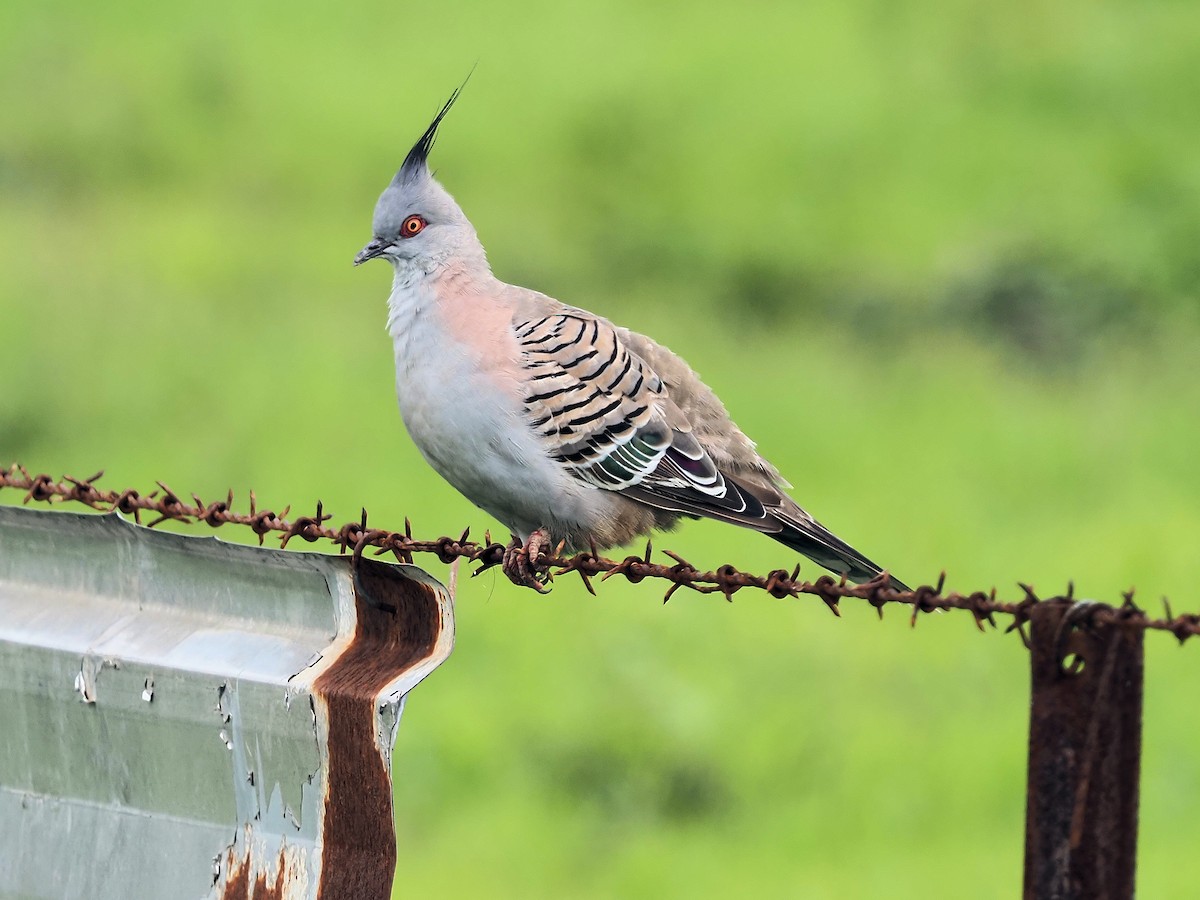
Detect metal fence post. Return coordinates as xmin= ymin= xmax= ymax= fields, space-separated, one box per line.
xmin=1023 ymin=600 xmax=1143 ymax=900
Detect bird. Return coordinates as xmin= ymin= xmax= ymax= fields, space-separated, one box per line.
xmin=354 ymin=86 xmax=910 ymax=593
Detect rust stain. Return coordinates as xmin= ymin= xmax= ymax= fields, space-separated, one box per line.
xmin=313 ymin=559 xmax=441 ymax=900
xmin=218 ymin=847 xmax=288 ymax=900
xmin=221 ymin=856 xmax=250 ymax=900
xmin=252 ymin=866 xmax=286 ymax=900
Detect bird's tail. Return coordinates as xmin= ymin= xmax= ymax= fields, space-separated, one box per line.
xmin=769 ymin=512 xmax=911 ymax=592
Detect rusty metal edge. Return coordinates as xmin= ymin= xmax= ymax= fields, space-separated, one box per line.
xmin=295 ymin=561 xmax=451 ymax=900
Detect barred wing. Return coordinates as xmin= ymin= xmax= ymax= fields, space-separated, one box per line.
xmin=515 ymin=311 xmax=770 ymax=524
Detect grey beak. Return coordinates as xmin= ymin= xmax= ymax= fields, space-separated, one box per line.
xmin=353 ymin=238 xmax=390 ymax=266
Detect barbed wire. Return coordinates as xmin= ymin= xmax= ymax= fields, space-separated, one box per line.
xmin=2 ymin=464 xmax=1197 ymax=645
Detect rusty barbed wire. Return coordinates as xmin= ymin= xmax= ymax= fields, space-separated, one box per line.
xmin=2 ymin=464 xmax=1198 ymax=645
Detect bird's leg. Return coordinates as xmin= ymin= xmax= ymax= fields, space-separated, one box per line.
xmin=502 ymin=529 xmax=552 ymax=593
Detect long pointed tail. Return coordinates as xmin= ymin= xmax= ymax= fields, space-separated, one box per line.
xmin=769 ymin=514 xmax=911 ymax=592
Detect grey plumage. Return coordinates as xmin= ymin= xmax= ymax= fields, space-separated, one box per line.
xmin=355 ymin=89 xmax=909 ymax=591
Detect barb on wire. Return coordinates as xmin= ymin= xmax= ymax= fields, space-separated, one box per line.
xmin=3 ymin=464 xmax=1198 ymax=644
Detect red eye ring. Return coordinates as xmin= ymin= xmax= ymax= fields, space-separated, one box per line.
xmin=400 ymin=215 xmax=426 ymax=238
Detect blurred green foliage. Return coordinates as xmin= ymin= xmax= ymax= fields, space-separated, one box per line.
xmin=2 ymin=1 xmax=1199 ymax=897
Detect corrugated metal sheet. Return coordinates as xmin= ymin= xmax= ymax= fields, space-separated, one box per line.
xmin=0 ymin=506 xmax=454 ymax=899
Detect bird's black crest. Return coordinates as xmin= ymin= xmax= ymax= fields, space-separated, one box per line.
xmin=396 ymin=72 xmax=472 ymax=184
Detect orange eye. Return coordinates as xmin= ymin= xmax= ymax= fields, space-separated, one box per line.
xmin=400 ymin=215 xmax=426 ymax=238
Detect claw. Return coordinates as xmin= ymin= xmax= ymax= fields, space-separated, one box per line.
xmin=502 ymin=529 xmax=552 ymax=593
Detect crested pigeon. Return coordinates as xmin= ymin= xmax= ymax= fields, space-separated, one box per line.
xmin=355 ymin=87 xmax=909 ymax=592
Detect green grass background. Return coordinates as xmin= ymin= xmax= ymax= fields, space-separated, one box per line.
xmin=3 ymin=1 xmax=1200 ymax=896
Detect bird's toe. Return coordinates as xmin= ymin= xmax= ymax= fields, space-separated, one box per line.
xmin=502 ymin=531 xmax=553 ymax=593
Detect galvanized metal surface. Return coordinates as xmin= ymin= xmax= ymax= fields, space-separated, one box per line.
xmin=1023 ymin=600 xmax=1143 ymax=900
xmin=0 ymin=505 xmax=453 ymax=900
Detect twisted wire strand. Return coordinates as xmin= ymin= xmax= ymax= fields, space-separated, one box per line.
xmin=2 ymin=464 xmax=1197 ymax=644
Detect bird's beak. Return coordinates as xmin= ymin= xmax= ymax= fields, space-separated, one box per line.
xmin=353 ymin=238 xmax=390 ymax=266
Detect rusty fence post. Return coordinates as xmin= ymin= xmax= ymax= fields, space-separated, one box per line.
xmin=1023 ymin=600 xmax=1144 ymax=900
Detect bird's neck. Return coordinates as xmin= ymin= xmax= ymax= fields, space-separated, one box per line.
xmin=386 ymin=259 xmax=501 ymax=341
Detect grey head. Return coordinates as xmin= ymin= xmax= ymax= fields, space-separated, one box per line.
xmin=353 ymin=84 xmax=486 ymax=273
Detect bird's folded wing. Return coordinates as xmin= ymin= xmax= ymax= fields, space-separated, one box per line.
xmin=514 ymin=310 xmax=776 ymax=528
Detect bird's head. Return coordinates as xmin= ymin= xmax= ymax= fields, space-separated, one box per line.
xmin=354 ymin=83 xmax=486 ymax=274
